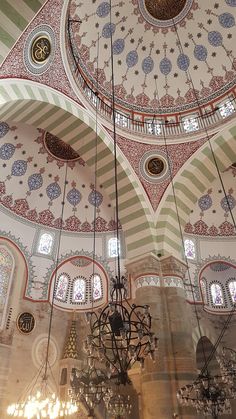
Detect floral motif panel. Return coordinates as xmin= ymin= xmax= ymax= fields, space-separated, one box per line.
xmin=211 ymin=283 xmax=223 ymax=306
xmin=73 ymin=278 xmax=86 ymax=303
xmin=92 ymin=274 xmax=102 ymax=301
xmin=55 ymin=274 xmax=69 ymax=301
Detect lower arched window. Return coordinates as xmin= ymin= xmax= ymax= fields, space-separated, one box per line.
xmin=210 ymin=283 xmax=223 ymax=306
xmin=55 ymin=273 xmax=69 ymax=302
xmin=0 ymin=246 xmax=14 ymax=329
xmin=73 ymin=277 xmax=86 ymax=303
xmin=92 ymin=274 xmax=102 ymax=301
xmin=228 ymin=281 xmax=236 ymax=303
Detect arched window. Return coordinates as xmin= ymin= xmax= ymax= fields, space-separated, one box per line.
xmin=200 ymin=279 xmax=207 ymax=304
xmin=211 ymin=283 xmax=223 ymax=306
xmin=184 ymin=239 xmax=196 ymax=260
xmin=38 ymin=232 xmax=54 ymax=255
xmin=73 ymin=278 xmax=86 ymax=303
xmin=108 ymin=237 xmax=120 ymax=258
xmin=92 ymin=274 xmax=102 ymax=301
xmin=0 ymin=246 xmax=14 ymax=329
xmin=228 ymin=281 xmax=236 ymax=303
xmin=55 ymin=273 xmax=69 ymax=302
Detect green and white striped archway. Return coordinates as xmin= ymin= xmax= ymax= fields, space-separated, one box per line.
xmin=0 ymin=78 xmax=157 ymax=259
xmin=156 ymin=122 xmax=236 ymax=257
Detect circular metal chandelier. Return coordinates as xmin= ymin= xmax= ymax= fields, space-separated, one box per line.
xmin=177 ymin=372 xmax=236 ymax=418
xmin=104 ymin=392 xmax=132 ymax=418
xmin=69 ymin=357 xmax=109 ymax=411
xmin=87 ymin=274 xmax=158 ymax=385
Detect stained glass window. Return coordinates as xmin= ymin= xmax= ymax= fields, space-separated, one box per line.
xmin=38 ymin=232 xmax=54 ymax=255
xmin=0 ymin=247 xmax=14 ymax=328
xmin=115 ymin=112 xmax=128 ymax=128
xmin=146 ymin=120 xmax=161 ymax=135
xmin=108 ymin=238 xmax=120 ymax=258
xmin=229 ymin=281 xmax=236 ymax=303
xmin=92 ymin=274 xmax=102 ymax=301
xmin=219 ymin=100 xmax=235 ymax=119
xmin=55 ymin=274 xmax=69 ymax=301
xmin=73 ymin=278 xmax=86 ymax=303
xmin=211 ymin=283 xmax=223 ymax=306
xmin=183 ymin=117 xmax=199 ymax=133
xmin=184 ymin=239 xmax=196 ymax=260
xmin=200 ymin=279 xmax=207 ymax=303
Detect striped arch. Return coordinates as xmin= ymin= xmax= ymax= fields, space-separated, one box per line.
xmin=0 ymin=78 xmax=156 ymax=258
xmin=156 ymin=121 xmax=236 ymax=257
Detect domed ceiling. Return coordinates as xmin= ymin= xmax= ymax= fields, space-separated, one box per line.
xmin=0 ymin=122 xmax=118 ymax=233
xmin=68 ymin=0 xmax=236 ymax=113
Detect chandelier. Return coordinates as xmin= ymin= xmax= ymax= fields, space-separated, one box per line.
xmin=104 ymin=392 xmax=132 ymax=418
xmin=87 ymin=275 xmax=158 ymax=385
xmin=69 ymin=354 xmax=109 ymax=412
xmin=7 ymin=361 xmax=78 ymax=418
xmin=177 ymin=372 xmax=235 ymax=418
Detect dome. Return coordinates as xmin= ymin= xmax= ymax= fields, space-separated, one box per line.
xmin=67 ymin=0 xmax=236 ymax=116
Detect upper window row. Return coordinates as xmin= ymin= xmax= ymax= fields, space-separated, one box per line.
xmin=36 ymin=232 xmax=121 ymax=258
xmin=111 ymin=100 xmax=235 ymax=134
xmin=55 ymin=273 xmax=102 ymax=305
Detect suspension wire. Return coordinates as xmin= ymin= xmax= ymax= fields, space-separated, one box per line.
xmin=172 ymin=19 xmax=236 ymax=376
xmin=109 ymin=0 xmax=121 ymax=283
xmin=91 ymin=33 xmax=100 ymax=314
xmin=44 ymin=162 xmax=68 ymax=381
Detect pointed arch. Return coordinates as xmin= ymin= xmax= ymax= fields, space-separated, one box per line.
xmin=0 ymin=78 xmax=156 ymax=259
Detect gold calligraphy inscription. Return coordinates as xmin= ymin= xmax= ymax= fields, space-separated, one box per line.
xmin=17 ymin=312 xmax=35 ymax=334
xmin=31 ymin=36 xmax=51 ymax=64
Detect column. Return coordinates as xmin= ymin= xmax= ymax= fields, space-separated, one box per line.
xmin=126 ymin=253 xmax=198 ymax=419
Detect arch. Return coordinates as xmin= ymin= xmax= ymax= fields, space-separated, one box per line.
xmin=0 ymin=246 xmax=14 ymax=330
xmin=0 ymin=78 xmax=156 ymax=259
xmin=0 ymin=236 xmax=28 ymax=330
xmin=48 ymin=254 xmax=108 ymax=311
xmin=196 ymin=336 xmax=220 ymax=375
xmin=192 ymin=325 xmax=217 ymax=356
xmin=156 ymin=120 xmax=236 ymax=257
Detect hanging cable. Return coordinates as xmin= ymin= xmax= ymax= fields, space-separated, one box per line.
xmin=109 ymin=0 xmax=121 ymax=282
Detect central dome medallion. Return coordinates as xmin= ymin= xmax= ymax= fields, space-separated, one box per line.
xmin=144 ymin=0 xmax=187 ymax=21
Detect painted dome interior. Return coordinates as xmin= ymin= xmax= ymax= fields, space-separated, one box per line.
xmin=67 ymin=0 xmax=236 ymax=115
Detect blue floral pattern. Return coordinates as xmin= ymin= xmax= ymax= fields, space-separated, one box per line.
xmin=67 ymin=188 xmax=82 ymax=206
xmin=46 ymin=182 xmax=61 ymax=200
xmin=28 ymin=173 xmax=43 ymax=191
xmin=0 ymin=122 xmax=10 ymax=139
xmin=11 ymin=160 xmax=27 ymax=176
xmin=0 ymin=143 xmax=15 ymax=160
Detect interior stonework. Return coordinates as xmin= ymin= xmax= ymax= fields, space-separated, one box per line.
xmin=0 ymin=1 xmax=236 ymax=419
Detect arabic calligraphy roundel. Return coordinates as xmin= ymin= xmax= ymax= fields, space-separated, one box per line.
xmin=17 ymin=312 xmax=35 ymax=334
xmin=23 ymin=25 xmax=55 ymax=75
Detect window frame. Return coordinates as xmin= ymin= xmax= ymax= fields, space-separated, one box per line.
xmin=0 ymin=245 xmax=15 ymax=331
